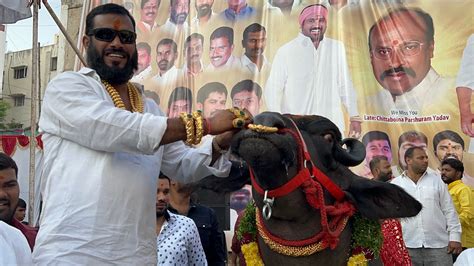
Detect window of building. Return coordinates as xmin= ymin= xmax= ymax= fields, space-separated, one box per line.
xmin=12 ymin=94 xmax=25 ymax=107
xmin=13 ymin=66 xmax=28 ymax=79
xmin=50 ymin=57 xmax=58 ymax=71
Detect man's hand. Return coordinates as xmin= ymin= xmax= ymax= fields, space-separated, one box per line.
xmin=447 ymin=241 xmax=462 ymax=254
xmin=457 ymin=86 xmax=474 ymax=137
xmin=348 ymin=121 xmax=362 ymax=139
xmin=460 ymin=112 xmax=474 ymax=137
xmin=206 ymin=108 xmax=253 ymax=135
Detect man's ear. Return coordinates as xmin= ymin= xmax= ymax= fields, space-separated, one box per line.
xmin=428 ymin=40 xmax=435 ymax=59
xmin=83 ymin=35 xmax=90 ymax=50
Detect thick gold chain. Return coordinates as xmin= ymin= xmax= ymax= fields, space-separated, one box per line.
xmin=102 ymin=80 xmax=144 ymax=113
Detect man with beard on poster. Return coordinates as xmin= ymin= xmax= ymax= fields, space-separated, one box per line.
xmin=152 ymin=38 xmax=183 ymax=84
xmin=265 ymin=4 xmax=361 ymax=137
xmin=366 ymin=7 xmax=456 ymax=116
xmin=33 ymin=4 xmax=251 ymax=264
xmin=160 ymin=0 xmax=190 ymax=36
xmin=192 ymin=0 xmax=218 ymax=28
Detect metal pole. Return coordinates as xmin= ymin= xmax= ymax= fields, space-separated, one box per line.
xmin=42 ymin=0 xmax=87 ymax=67
xmin=28 ymin=0 xmax=39 ymax=226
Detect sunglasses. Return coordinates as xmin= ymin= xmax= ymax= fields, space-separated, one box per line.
xmin=87 ymin=28 xmax=137 ymax=44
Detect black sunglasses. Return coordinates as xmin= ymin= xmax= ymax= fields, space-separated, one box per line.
xmin=87 ymin=28 xmax=137 ymax=44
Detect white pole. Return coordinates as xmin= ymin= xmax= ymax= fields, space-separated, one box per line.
xmin=28 ymin=0 xmax=39 ymax=226
xmin=0 ymin=25 xmax=6 ymax=98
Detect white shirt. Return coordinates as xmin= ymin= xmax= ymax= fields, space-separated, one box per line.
xmin=131 ymin=65 xmax=153 ymax=84
xmin=0 ymin=221 xmax=32 ymax=265
xmin=366 ymin=68 xmax=455 ymax=115
xmin=240 ymin=54 xmax=271 ymax=75
xmin=157 ymin=211 xmax=207 ymax=265
xmin=391 ymin=171 xmax=462 ymax=248
xmin=191 ymin=11 xmax=218 ymax=28
xmin=456 ymin=34 xmax=474 ymax=89
xmin=206 ymin=55 xmax=242 ymax=72
xmin=160 ymin=18 xmax=190 ymax=37
xmin=454 ymin=248 xmax=474 ymax=266
xmin=265 ymin=33 xmax=359 ymax=133
xmin=152 ymin=65 xmax=184 ymax=85
xmin=33 ymin=67 xmax=230 ymax=264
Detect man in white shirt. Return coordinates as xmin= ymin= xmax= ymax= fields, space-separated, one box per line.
xmin=192 ymin=0 xmax=218 ymax=28
xmin=151 ymin=38 xmax=185 ymax=110
xmin=391 ymin=147 xmax=462 ymax=265
xmin=131 ymin=42 xmax=153 ymax=83
xmin=265 ymin=4 xmax=361 ymax=136
xmin=33 ymin=4 xmax=250 ymax=264
xmin=206 ymin=26 xmax=242 ymax=72
xmin=136 ymin=0 xmax=160 ymax=36
xmin=156 ymin=175 xmax=207 ymax=265
xmin=240 ymin=23 xmax=271 ymax=77
xmin=367 ymin=7 xmax=455 ymax=116
xmin=183 ymin=33 xmax=204 ymax=77
xmin=160 ymin=0 xmax=190 ymax=36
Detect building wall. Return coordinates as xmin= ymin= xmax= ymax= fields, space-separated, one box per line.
xmin=2 ymin=41 xmax=59 ymax=128
xmin=2 ymin=0 xmax=84 ymax=129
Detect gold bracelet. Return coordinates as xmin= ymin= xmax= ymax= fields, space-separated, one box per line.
xmin=192 ymin=110 xmax=204 ymax=145
xmin=179 ymin=112 xmax=195 ymax=146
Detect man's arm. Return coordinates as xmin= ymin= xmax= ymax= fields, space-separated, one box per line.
xmin=456 ymin=87 xmax=474 ymax=137
xmin=264 ymin=50 xmax=287 ymax=113
xmin=456 ymin=186 xmax=474 ymax=228
xmin=439 ymin=180 xmax=462 ymax=253
xmin=337 ymin=41 xmax=361 ymax=138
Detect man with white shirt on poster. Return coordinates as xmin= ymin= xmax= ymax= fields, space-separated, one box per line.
xmin=265 ymin=4 xmax=361 ymax=136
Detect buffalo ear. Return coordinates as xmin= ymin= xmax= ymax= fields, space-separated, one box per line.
xmin=344 ymin=176 xmax=422 ymax=220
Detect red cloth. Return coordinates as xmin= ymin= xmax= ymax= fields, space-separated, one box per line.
xmin=380 ymin=219 xmax=412 ymax=266
xmin=231 ymin=211 xmax=247 ymax=266
xmin=10 ymin=218 xmax=38 ymax=251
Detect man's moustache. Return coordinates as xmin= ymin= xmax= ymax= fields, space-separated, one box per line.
xmin=158 ymin=60 xmax=169 ymax=65
xmin=380 ymin=66 xmax=416 ymax=80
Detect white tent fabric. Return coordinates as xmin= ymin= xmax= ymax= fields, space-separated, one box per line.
xmin=0 ymin=0 xmax=32 ymax=24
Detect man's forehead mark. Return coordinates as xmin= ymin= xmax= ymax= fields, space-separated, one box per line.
xmin=113 ymin=19 xmax=122 ymax=29
xmin=392 ymin=40 xmax=399 ymax=46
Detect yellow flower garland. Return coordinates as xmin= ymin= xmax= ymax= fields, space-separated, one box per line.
xmin=241 ymin=242 xmax=264 ymax=266
xmin=347 ymin=253 xmax=368 ymax=266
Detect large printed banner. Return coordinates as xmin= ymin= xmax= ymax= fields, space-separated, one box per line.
xmin=88 ymin=0 xmax=474 ymax=182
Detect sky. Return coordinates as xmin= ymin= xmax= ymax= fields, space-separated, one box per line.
xmin=4 ymin=0 xmax=62 ymax=52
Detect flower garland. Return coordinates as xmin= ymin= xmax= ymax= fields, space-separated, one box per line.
xmin=236 ymin=202 xmax=264 ymax=266
xmin=237 ymin=203 xmax=382 ymax=266
xmin=102 ymin=80 xmax=144 ymax=113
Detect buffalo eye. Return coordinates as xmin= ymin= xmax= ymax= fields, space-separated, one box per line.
xmin=323 ymin=133 xmax=333 ymax=143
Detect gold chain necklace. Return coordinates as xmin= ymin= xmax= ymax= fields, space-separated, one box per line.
xmin=102 ymin=80 xmax=144 ymax=113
